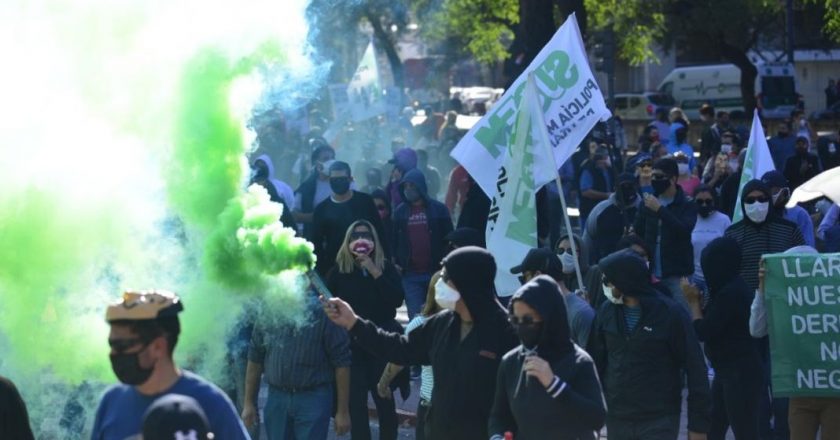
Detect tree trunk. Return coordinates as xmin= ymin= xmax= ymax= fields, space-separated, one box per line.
xmin=719 ymin=41 xmax=758 ymax=115
xmin=365 ymin=9 xmax=404 ymax=91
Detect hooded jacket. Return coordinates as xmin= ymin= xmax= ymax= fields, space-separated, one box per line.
xmin=392 ymin=169 xmax=453 ymax=272
xmin=253 ymin=155 xmax=296 ymax=229
xmin=348 ymin=247 xmax=518 ymax=440
xmin=633 ymin=184 xmax=697 ymax=278
xmin=386 ymin=148 xmax=418 ymax=210
xmin=724 ymin=180 xmax=805 ymax=290
xmin=693 ymin=237 xmax=760 ymax=368
xmin=583 ymin=183 xmax=639 ymax=263
xmin=588 ymin=250 xmax=711 ymax=433
xmin=489 ymin=277 xmax=606 ymax=440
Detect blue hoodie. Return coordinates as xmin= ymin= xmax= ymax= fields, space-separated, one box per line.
xmin=667 ymin=124 xmax=696 ymax=170
xmin=392 ymin=169 xmax=453 ymax=272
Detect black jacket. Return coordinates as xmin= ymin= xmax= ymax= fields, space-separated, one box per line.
xmin=783 ymin=152 xmax=821 ymax=190
xmin=489 ymin=277 xmax=606 ymax=440
xmin=634 ymin=185 xmax=697 ymax=277
xmin=588 ymin=251 xmax=711 ymax=432
xmin=392 ymin=169 xmax=453 ymax=272
xmin=311 ymin=191 xmax=385 ymax=275
xmin=326 ymin=263 xmax=404 ymax=327
xmin=693 ymin=237 xmax=761 ymax=369
xmin=348 ymin=247 xmax=518 ymax=440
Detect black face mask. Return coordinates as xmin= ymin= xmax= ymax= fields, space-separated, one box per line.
xmin=330 ymin=177 xmax=351 ymax=195
xmin=698 ymin=205 xmax=714 ymax=218
xmin=110 ymin=345 xmax=154 ymax=385
xmin=619 ymin=185 xmax=637 ymax=206
xmin=651 ymin=178 xmax=671 ymax=196
xmin=515 ymin=322 xmax=544 ymax=349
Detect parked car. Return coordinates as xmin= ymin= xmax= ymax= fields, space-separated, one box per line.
xmin=613 ymin=92 xmax=675 ymax=120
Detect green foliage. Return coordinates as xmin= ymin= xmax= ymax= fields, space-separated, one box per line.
xmin=584 ymin=0 xmax=666 ymax=65
xmin=811 ymin=0 xmax=840 ymax=42
xmin=415 ymin=0 xmax=519 ymax=64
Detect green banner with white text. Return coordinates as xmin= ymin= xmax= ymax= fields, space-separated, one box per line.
xmin=764 ymin=253 xmax=840 ymax=397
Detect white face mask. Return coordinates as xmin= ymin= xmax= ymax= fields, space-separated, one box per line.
xmin=560 ymin=252 xmax=576 ymax=274
xmin=745 ymin=201 xmax=770 ymax=223
xmin=721 ymin=144 xmax=733 ymax=154
xmin=434 ymin=278 xmax=460 ymax=311
xmin=677 ymin=163 xmax=690 ymax=175
xmin=603 ymin=284 xmax=623 ymax=305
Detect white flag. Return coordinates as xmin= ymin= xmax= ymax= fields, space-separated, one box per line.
xmin=733 ymin=110 xmax=776 ymax=223
xmin=347 ymin=41 xmax=384 ymax=122
xmin=451 ymin=13 xmax=611 ymax=198
xmin=486 ymin=76 xmax=556 ymax=297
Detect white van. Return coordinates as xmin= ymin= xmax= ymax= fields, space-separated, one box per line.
xmin=658 ymin=63 xmax=799 ymax=120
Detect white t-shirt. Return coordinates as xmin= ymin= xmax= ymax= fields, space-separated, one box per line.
xmin=691 ymin=211 xmax=732 ymax=281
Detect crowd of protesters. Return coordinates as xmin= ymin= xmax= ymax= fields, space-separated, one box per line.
xmin=4 ymin=96 xmax=840 ymax=440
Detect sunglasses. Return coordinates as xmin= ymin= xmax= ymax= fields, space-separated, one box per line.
xmin=108 ymin=338 xmax=145 ymax=353
xmin=696 ymin=199 xmax=714 ymax=206
xmin=350 ymin=232 xmax=373 ymax=240
xmin=509 ymin=315 xmax=540 ymax=326
xmin=744 ymin=196 xmax=769 ymax=204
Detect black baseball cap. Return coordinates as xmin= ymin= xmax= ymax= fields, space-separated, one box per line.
xmin=510 ymin=248 xmax=561 ymax=275
xmin=142 ymin=394 xmax=214 ymax=440
xmin=444 ymin=227 xmax=485 ymax=249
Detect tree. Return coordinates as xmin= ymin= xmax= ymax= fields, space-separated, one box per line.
xmin=307 ymin=0 xmax=409 ymax=88
xmin=585 ymin=0 xmax=840 ymax=115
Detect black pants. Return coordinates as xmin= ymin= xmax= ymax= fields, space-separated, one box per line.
xmin=416 ymin=401 xmax=428 ymax=440
xmin=349 ymin=349 xmax=397 ymax=440
xmin=709 ymin=361 xmax=762 ymax=440
xmin=606 ymin=414 xmax=680 ymax=440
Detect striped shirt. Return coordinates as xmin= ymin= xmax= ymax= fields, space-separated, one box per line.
xmin=623 ymin=305 xmax=642 ymax=333
xmin=249 ymin=301 xmax=351 ymax=390
xmin=725 ymin=217 xmax=805 ymax=290
xmin=406 ymin=316 xmax=434 ymax=402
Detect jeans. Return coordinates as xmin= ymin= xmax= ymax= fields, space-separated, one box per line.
xmin=606 ymin=415 xmax=680 ymax=440
xmin=264 ymin=384 xmax=332 ymax=440
xmin=349 ymin=349 xmax=397 ymax=440
xmin=402 ymin=272 xmax=432 ymax=319
xmin=788 ymin=397 xmax=840 ymax=440
xmin=709 ymin=362 xmax=762 ymax=440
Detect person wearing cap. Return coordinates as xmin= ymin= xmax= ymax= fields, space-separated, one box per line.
xmin=385 ymin=147 xmax=418 ymax=212
xmin=584 ymin=172 xmax=640 ymax=263
xmin=294 ymin=144 xmax=336 ymax=241
xmin=783 ymin=136 xmax=821 ymax=191
xmin=588 ymin=250 xmax=711 ymax=440
xmin=91 ymin=290 xmax=249 ymax=440
xmin=634 ymin=157 xmax=697 ymax=311
xmin=143 ymin=394 xmax=214 ymax=440
xmin=761 ymin=170 xmax=815 ymax=247
xmin=444 ymin=227 xmax=485 ymax=252
xmin=311 ymin=161 xmax=385 ymax=275
xmin=627 ymin=153 xmax=654 ymax=196
xmin=489 ymin=276 xmax=607 ymax=440
xmin=392 ymin=167 xmax=453 ymax=318
xmin=578 ymin=145 xmax=616 ymax=227
xmin=0 ymin=375 xmax=35 ymax=440
xmin=511 ymin=248 xmax=595 ymax=349
xmin=323 ymin=247 xmax=519 ymax=440
xmin=748 ymin=245 xmax=840 ymax=440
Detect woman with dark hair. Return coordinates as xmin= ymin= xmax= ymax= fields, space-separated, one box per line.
xmin=323 ymin=247 xmax=518 ymax=440
xmin=682 ymin=237 xmax=761 ymax=439
xmin=690 ymin=185 xmax=731 ymax=300
xmin=326 ymin=220 xmax=405 ymax=440
xmin=489 ymin=276 xmax=606 ymax=439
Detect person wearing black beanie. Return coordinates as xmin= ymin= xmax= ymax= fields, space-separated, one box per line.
xmin=323 ymin=246 xmax=518 ymax=440
xmin=489 ymin=276 xmax=606 ymax=439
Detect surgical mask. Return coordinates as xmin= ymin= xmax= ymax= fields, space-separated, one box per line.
xmin=434 ymin=278 xmax=460 ymax=311
xmin=110 ymin=346 xmax=154 ymax=385
xmin=677 ymin=163 xmax=689 ymax=175
xmin=602 ymin=285 xmax=623 ymax=305
xmin=329 ymin=177 xmax=351 ymax=195
xmin=745 ymin=201 xmax=770 ymax=223
xmin=515 ymin=321 xmax=544 ymax=349
xmin=403 ymin=187 xmax=421 ymax=203
xmin=721 ymin=144 xmax=733 ymax=154
xmin=560 ymin=252 xmax=576 ymax=274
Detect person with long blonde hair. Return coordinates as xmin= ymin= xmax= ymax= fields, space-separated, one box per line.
xmin=326 ymin=220 xmax=405 ymax=440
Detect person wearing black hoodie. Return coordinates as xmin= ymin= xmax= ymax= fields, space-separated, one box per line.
xmin=683 ymin=237 xmax=762 ymax=440
xmin=588 ymin=249 xmax=711 ymax=440
xmin=0 ymin=375 xmax=35 ymax=440
xmin=323 ymin=247 xmax=519 ymax=440
xmin=489 ymin=276 xmax=606 ymax=440
xmin=393 ymin=168 xmax=454 ymax=318
xmin=724 ymin=179 xmax=804 ymax=440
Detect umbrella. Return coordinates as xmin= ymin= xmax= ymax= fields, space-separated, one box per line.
xmin=787 ymin=166 xmax=840 ymax=207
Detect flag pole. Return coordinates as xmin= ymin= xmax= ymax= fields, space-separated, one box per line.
xmin=526 ymin=74 xmax=586 ymax=293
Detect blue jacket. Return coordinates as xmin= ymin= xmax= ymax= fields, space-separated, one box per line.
xmin=392 ymin=169 xmax=453 ymax=272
